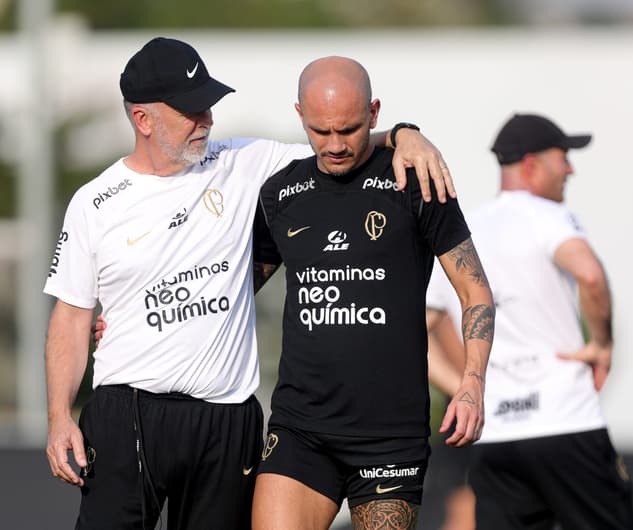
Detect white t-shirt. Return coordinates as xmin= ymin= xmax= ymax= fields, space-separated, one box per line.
xmin=44 ymin=138 xmax=311 ymax=403
xmin=426 ymin=190 xmax=605 ymax=442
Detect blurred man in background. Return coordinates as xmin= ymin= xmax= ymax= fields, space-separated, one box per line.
xmin=426 ymin=113 xmax=633 ymax=530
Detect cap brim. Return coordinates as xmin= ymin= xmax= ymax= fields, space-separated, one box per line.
xmin=562 ymin=134 xmax=592 ymax=150
xmin=165 ymin=77 xmax=235 ymax=114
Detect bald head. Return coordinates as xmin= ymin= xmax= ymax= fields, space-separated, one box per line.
xmin=298 ymin=56 xmax=372 ymax=106
xmin=294 ymin=56 xmax=380 ymax=176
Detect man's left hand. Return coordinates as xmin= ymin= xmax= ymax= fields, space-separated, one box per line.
xmin=557 ymin=340 xmax=612 ymax=392
xmin=439 ymin=374 xmax=484 ymax=447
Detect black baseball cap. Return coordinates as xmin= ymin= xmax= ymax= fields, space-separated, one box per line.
xmin=491 ymin=113 xmax=592 ymax=165
xmin=120 ymin=37 xmax=235 ymax=114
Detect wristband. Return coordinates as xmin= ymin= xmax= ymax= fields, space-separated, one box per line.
xmin=390 ymin=122 xmax=420 ymax=148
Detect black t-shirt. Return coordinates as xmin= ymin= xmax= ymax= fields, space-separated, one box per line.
xmin=254 ymin=147 xmax=470 ymax=437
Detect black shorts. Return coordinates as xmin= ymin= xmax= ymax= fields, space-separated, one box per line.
xmin=256 ymin=424 xmax=430 ymax=508
xmin=75 ymin=385 xmax=263 ymax=530
xmin=469 ymin=429 xmax=633 ymax=530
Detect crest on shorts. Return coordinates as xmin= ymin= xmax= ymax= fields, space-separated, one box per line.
xmin=616 ymin=455 xmax=630 ymax=482
xmin=261 ymin=433 xmax=279 ymax=461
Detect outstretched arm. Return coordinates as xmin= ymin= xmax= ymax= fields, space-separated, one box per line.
xmin=46 ymin=300 xmax=93 ymax=486
xmin=437 ymin=238 xmax=495 ymax=447
xmin=554 ymin=238 xmax=612 ymax=391
xmin=371 ymin=125 xmax=455 ymax=202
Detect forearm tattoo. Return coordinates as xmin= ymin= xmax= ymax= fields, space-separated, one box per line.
xmin=468 ymin=370 xmax=485 ymax=384
xmin=351 ymin=499 xmax=419 ymax=530
xmin=253 ymin=262 xmax=279 ymax=294
xmin=446 ymin=238 xmax=489 ymax=287
xmin=462 ymin=304 xmax=494 ymax=343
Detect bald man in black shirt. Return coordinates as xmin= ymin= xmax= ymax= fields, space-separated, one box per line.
xmin=252 ymin=56 xmax=495 ymax=530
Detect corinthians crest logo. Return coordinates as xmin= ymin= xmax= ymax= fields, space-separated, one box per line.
xmin=365 ymin=211 xmax=387 ymax=240
xmin=203 ymin=189 xmax=224 ymax=217
xmin=261 ymin=433 xmax=279 ymax=461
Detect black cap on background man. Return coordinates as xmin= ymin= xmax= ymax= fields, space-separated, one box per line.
xmin=120 ymin=37 xmax=235 ymax=114
xmin=491 ymin=113 xmax=592 ymax=165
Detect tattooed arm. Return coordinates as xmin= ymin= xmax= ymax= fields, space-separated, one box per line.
xmin=436 ymin=237 xmax=495 ymax=447
xmin=253 ymin=262 xmax=281 ymax=294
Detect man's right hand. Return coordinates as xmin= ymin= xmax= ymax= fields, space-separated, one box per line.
xmin=92 ymin=315 xmax=107 ymax=348
xmin=45 ymin=299 xmax=93 ymax=487
xmin=46 ymin=415 xmax=87 ymax=487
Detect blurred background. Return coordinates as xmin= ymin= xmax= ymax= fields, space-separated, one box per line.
xmin=0 ymin=0 xmax=632 ymax=528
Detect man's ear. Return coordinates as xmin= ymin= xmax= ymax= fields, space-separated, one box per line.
xmin=369 ymin=98 xmax=381 ymax=129
xmin=294 ymin=102 xmax=304 ymax=121
xmin=132 ymin=105 xmax=152 ymax=137
xmin=520 ymin=153 xmax=537 ymax=178
xmin=521 ymin=153 xmax=542 ymax=193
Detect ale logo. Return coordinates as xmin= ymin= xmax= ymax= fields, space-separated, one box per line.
xmin=323 ymin=230 xmax=349 ymax=252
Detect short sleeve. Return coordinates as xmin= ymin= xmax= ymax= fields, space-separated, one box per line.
xmin=253 ymin=198 xmax=282 ymax=266
xmin=43 ymin=190 xmax=98 ymax=308
xmin=530 ymin=198 xmax=587 ymax=258
xmin=417 ymin=179 xmax=471 ymax=258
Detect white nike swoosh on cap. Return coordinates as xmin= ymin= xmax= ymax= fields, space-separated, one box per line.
xmin=186 ymin=62 xmax=199 ymax=78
